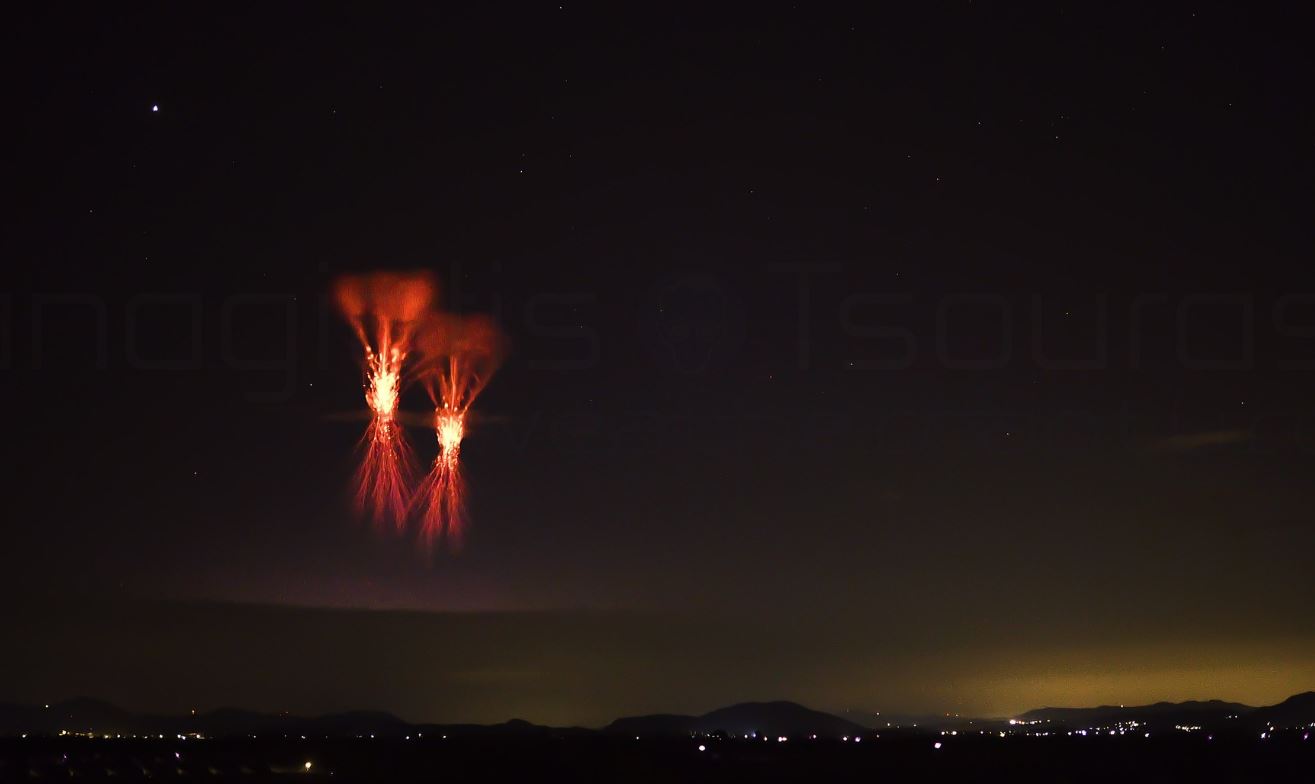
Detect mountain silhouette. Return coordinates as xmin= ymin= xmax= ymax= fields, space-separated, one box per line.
xmin=1017 ymin=699 xmax=1252 ymax=728
xmin=1 ymin=692 xmax=1311 ymax=738
xmin=1251 ymin=691 xmax=1315 ymax=729
xmin=607 ymin=701 xmax=870 ymax=737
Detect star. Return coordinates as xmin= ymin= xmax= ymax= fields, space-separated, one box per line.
xmin=151 ymin=104 xmax=159 ymax=113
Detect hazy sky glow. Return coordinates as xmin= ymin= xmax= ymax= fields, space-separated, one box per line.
xmin=6 ymin=597 xmax=1313 ymax=726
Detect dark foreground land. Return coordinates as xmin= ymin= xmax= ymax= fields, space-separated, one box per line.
xmin=3 ymin=734 xmax=1312 ymax=782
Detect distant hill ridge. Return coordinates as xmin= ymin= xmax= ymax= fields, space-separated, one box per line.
xmin=1018 ymin=699 xmax=1252 ymax=726
xmin=1017 ymin=692 xmax=1315 ymax=731
xmin=1 ymin=692 xmax=1311 ymax=738
xmin=605 ymin=701 xmax=870 ymax=738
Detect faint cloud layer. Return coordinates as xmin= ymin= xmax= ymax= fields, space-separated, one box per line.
xmin=1153 ymin=429 xmax=1253 ymax=452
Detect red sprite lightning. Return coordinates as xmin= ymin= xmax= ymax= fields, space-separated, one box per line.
xmin=334 ymin=272 xmax=435 ymax=530
xmin=412 ymin=314 xmax=505 ymax=550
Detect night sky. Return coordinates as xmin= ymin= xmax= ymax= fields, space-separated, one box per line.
xmin=5 ymin=4 xmax=1315 ymax=726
